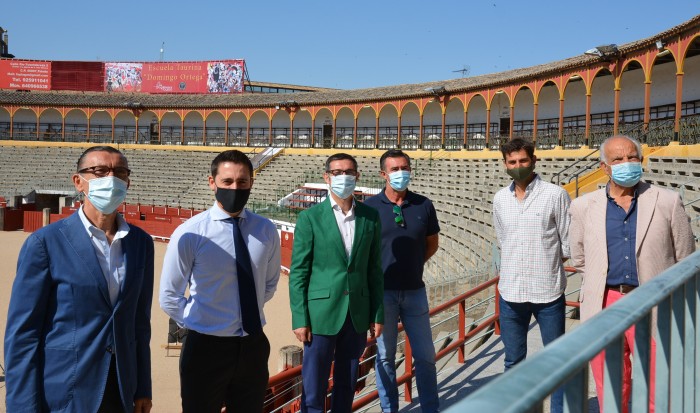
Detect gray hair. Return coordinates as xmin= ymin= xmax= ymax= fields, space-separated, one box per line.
xmin=599 ymin=135 xmax=643 ymax=164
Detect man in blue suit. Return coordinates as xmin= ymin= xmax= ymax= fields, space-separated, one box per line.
xmin=5 ymin=146 xmax=154 ymax=413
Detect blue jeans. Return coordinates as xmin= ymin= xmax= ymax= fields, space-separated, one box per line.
xmin=375 ymin=288 xmax=439 ymax=413
xmin=499 ymin=294 xmax=565 ymax=413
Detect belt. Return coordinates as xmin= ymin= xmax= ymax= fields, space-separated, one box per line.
xmin=606 ymin=284 xmax=637 ymax=294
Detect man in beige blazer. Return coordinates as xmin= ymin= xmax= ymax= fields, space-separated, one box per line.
xmin=569 ymin=135 xmax=695 ymax=413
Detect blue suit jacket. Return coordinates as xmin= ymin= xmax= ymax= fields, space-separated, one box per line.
xmin=4 ymin=212 xmax=154 ymax=413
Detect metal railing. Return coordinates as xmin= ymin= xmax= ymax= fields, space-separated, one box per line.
xmin=263 ymin=267 xmax=582 ymax=412
xmin=447 ymin=250 xmax=700 ymax=413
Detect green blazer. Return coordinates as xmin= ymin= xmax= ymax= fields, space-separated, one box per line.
xmin=289 ymin=198 xmax=384 ymax=335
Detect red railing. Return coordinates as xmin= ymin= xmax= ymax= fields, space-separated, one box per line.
xmin=265 ymin=267 xmax=580 ymax=412
xmin=264 ymin=276 xmax=501 ymax=412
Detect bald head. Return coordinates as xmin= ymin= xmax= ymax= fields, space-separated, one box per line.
xmin=600 ymin=135 xmax=642 ymax=164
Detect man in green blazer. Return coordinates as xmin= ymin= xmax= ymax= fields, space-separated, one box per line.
xmin=289 ymin=153 xmax=384 ymax=413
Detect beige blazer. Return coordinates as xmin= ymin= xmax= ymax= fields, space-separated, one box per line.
xmin=569 ymin=181 xmax=695 ymax=323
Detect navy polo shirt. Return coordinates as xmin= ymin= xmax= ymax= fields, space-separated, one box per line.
xmin=605 ymin=186 xmax=639 ymax=286
xmin=363 ymin=189 xmax=440 ymax=290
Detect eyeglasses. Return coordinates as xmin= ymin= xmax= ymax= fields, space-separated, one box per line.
xmin=78 ymin=165 xmax=131 ymax=180
xmin=327 ymin=169 xmax=358 ymax=177
xmin=393 ymin=205 xmax=405 ymax=227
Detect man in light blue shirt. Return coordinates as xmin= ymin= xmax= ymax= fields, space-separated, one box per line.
xmin=159 ymin=149 xmax=281 ymax=413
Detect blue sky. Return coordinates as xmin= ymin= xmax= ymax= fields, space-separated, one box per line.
xmin=3 ymin=1 xmax=699 ymax=89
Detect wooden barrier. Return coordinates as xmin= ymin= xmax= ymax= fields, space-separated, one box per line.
xmin=20 ymin=203 xmax=201 ymax=241
xmin=23 ymin=211 xmax=43 ymax=232
xmin=281 ymin=230 xmax=294 ymax=272
xmin=4 ymin=209 xmax=25 ymax=231
xmin=144 ymin=214 xmax=172 ymax=223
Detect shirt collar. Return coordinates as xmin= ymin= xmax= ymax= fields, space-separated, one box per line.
xmin=605 ymin=183 xmax=639 ymax=201
xmin=376 ymin=188 xmax=412 ymax=205
xmin=210 ymin=201 xmax=248 ymax=221
xmin=78 ymin=205 xmax=130 ymax=239
xmin=329 ymin=194 xmax=356 ymax=213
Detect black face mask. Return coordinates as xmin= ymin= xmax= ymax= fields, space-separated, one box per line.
xmin=215 ymin=187 xmax=251 ymax=214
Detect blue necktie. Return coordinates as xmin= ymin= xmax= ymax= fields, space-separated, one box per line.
xmin=231 ymin=217 xmax=262 ymax=335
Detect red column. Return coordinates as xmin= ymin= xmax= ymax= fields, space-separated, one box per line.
xmin=533 ymin=103 xmax=539 ymax=143
xmin=224 ymin=116 xmax=229 ymax=146
xmin=202 ymin=114 xmax=207 ymax=146
xmin=509 ymin=106 xmax=514 ymax=140
xmin=245 ymin=117 xmax=250 ymax=146
xmin=375 ymin=115 xmax=379 ymax=148
xmin=353 ymin=116 xmax=358 ymax=148
xmin=558 ymin=99 xmax=564 ymax=147
xmin=441 ymin=109 xmax=446 ymax=148
xmin=643 ymin=81 xmax=651 ymax=133
xmin=485 ymin=109 xmax=491 ymax=147
xmin=290 ymin=113 xmax=295 ymax=147
xmin=397 ymin=115 xmax=402 ymax=148
xmin=613 ymin=87 xmax=620 ymax=136
xmin=585 ymin=93 xmax=591 ymax=147
xmin=463 ymin=109 xmax=468 ymax=149
xmin=675 ymin=73 xmax=684 ymax=141
xmin=419 ymin=112 xmax=424 ymax=148
xmin=311 ymin=116 xmax=316 ymax=148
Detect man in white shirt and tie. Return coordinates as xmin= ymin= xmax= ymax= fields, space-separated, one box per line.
xmin=160 ymin=149 xmax=281 ymax=413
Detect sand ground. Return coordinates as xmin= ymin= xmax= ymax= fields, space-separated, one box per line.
xmin=0 ymin=230 xmax=300 ymax=413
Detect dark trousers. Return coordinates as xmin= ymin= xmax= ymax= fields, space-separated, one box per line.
xmin=180 ymin=330 xmax=271 ymax=413
xmin=300 ymin=313 xmax=367 ymax=413
xmin=98 ymin=356 xmax=124 ymax=413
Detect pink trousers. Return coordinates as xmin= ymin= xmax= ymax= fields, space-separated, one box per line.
xmin=590 ymin=288 xmax=656 ymax=413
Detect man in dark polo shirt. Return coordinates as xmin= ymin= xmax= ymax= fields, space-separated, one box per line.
xmin=364 ymin=149 xmax=440 ymax=413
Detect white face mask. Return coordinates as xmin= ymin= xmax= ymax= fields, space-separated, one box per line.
xmin=81 ymin=176 xmax=128 ymax=214
xmin=330 ymin=175 xmax=356 ymax=199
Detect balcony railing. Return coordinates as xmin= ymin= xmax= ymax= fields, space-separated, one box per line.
xmin=447 ymin=252 xmax=700 ymax=413
xmin=263 ymin=268 xmax=581 ymax=412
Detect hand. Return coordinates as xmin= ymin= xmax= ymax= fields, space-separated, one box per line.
xmin=293 ymin=327 xmax=312 ymax=343
xmin=370 ymin=323 xmax=383 ymax=339
xmin=134 ymin=398 xmax=152 ymax=413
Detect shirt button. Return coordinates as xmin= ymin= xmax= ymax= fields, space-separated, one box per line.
xmin=343 ymin=290 xmax=349 ymax=295
xmin=625 ymin=256 xmax=629 ymax=260
xmin=106 ymin=346 xmax=113 ymax=353
xmin=624 ymin=221 xmax=627 ymax=224
xmin=624 ymin=238 xmax=628 ymax=241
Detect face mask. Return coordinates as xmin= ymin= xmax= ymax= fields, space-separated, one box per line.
xmin=609 ymin=162 xmax=642 ymax=188
xmin=330 ymin=175 xmax=356 ymax=199
xmin=215 ymin=187 xmax=251 ymax=214
xmin=81 ymin=176 xmax=128 ymax=214
xmin=388 ymin=170 xmax=411 ymax=191
xmin=506 ymin=165 xmax=535 ymax=181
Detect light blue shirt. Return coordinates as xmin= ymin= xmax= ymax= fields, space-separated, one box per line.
xmin=159 ymin=203 xmax=281 ymax=337
xmin=78 ymin=206 xmax=130 ymax=306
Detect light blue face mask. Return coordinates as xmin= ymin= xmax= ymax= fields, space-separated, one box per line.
xmin=81 ymin=175 xmax=128 ymax=213
xmin=330 ymin=175 xmax=356 ymax=199
xmin=609 ymin=162 xmax=643 ymax=188
xmin=388 ymin=170 xmax=411 ymax=191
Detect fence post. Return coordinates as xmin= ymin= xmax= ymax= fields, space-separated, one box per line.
xmin=42 ymin=208 xmax=51 ymax=227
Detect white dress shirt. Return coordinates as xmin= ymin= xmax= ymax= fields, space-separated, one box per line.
xmin=329 ymin=195 xmax=356 ymax=258
xmin=78 ymin=206 xmax=130 ymax=306
xmin=493 ymin=174 xmax=571 ymax=303
xmin=159 ymin=203 xmax=281 ymax=337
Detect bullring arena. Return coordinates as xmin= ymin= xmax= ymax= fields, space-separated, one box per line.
xmin=1 ymin=14 xmax=700 ymax=413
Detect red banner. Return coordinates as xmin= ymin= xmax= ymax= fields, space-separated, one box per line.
xmin=105 ymin=60 xmax=244 ymax=94
xmin=0 ymin=60 xmax=51 ymax=90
